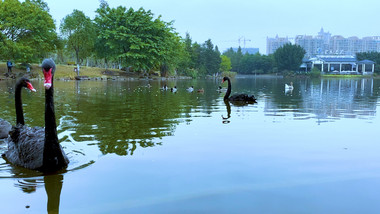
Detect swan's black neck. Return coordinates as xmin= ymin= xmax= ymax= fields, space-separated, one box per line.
xmin=15 ymin=81 xmax=25 ymax=125
xmin=44 ymin=83 xmax=58 ymax=144
xmin=224 ymin=78 xmax=232 ymax=100
xmin=42 ymin=79 xmax=65 ymax=171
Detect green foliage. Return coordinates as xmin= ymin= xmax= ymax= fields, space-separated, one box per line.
xmin=60 ymin=10 xmax=96 ymax=65
xmin=310 ymin=67 xmax=321 ymax=78
xmin=356 ymin=52 xmax=380 ymax=73
xmin=273 ymin=43 xmax=306 ymax=72
xmin=200 ymin=40 xmax=221 ymax=75
xmin=221 ymin=71 xmax=237 ymax=78
xmin=182 ymin=68 xmax=198 ymax=79
xmin=223 ymin=47 xmax=243 ymax=73
xmin=220 ymin=55 xmax=232 ymax=72
xmin=0 ymin=0 xmax=57 ymax=62
xmin=94 ymin=3 xmax=182 ymax=72
xmin=176 ymin=34 xmax=222 ymax=77
xmin=223 ymin=50 xmax=274 ymax=74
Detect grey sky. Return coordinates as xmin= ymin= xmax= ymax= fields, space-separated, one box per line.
xmin=44 ymin=0 xmax=380 ymax=54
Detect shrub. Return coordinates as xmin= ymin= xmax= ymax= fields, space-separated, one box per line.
xmin=221 ymin=71 xmax=237 ymax=78
xmin=310 ymin=67 xmax=321 ymax=78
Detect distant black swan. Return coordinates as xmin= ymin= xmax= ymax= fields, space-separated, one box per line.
xmin=222 ymin=77 xmax=256 ymax=103
xmin=0 ymin=78 xmax=36 ymax=139
xmin=3 ymin=59 xmax=69 ymax=172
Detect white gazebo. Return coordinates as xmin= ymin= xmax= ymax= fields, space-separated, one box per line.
xmin=305 ymin=55 xmax=375 ymax=75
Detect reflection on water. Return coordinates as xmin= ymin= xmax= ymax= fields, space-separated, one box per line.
xmin=44 ymin=174 xmax=63 ymax=214
xmin=222 ymin=100 xmax=231 ymax=124
xmin=1 ymin=77 xmax=379 ymax=172
xmin=12 ymin=174 xmax=63 ymax=214
xmin=263 ymin=78 xmax=378 ymax=123
xmin=1 ymin=76 xmax=380 ymax=212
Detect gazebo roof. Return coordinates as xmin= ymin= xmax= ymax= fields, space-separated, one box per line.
xmin=358 ymin=59 xmax=375 ymax=64
xmin=319 ymin=56 xmax=357 ymax=63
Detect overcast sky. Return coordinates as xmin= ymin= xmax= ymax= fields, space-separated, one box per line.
xmin=44 ymin=0 xmax=380 ymax=54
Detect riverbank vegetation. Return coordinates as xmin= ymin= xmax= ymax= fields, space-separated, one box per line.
xmin=0 ymin=0 xmax=377 ymax=80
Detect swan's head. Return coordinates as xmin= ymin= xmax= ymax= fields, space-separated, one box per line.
xmin=41 ymin=58 xmax=56 ymax=90
xmin=222 ymin=77 xmax=229 ymax=83
xmin=18 ymin=77 xmax=36 ymax=92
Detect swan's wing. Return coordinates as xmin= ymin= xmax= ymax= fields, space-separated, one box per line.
xmin=0 ymin=119 xmax=12 ymax=139
xmin=4 ymin=126 xmax=45 ymax=170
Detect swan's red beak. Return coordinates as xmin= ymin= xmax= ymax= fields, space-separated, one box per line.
xmin=222 ymin=79 xmax=225 ymax=83
xmin=43 ymin=68 xmax=52 ymax=89
xmin=26 ymin=82 xmax=36 ymax=92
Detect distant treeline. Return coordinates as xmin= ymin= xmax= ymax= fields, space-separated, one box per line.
xmin=1 ymin=0 xmax=377 ymax=77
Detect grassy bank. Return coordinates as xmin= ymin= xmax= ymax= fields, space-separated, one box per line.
xmin=0 ymin=62 xmax=137 ymax=80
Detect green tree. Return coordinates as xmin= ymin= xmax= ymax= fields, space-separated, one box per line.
xmin=94 ymin=3 xmax=182 ymax=72
xmin=200 ymin=39 xmax=221 ymax=75
xmin=60 ymin=9 xmax=96 ymax=66
xmin=273 ymin=43 xmax=305 ymax=72
xmin=0 ymin=0 xmax=57 ymax=62
xmin=220 ymin=55 xmax=232 ymax=72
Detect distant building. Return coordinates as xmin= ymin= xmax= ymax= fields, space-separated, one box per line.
xmin=266 ymin=35 xmax=291 ymax=55
xmin=268 ymin=28 xmax=380 ymax=57
xmin=232 ymin=47 xmax=259 ymax=54
xmin=301 ymin=55 xmax=375 ymax=75
xmin=295 ymin=28 xmax=380 ymax=57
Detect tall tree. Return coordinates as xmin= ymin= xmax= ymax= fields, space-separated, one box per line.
xmin=0 ymin=0 xmax=57 ymax=62
xmin=200 ymin=39 xmax=221 ymax=75
xmin=60 ymin=10 xmax=96 ymax=65
xmin=94 ymin=3 xmax=182 ymax=72
xmin=220 ymin=55 xmax=232 ymax=72
xmin=273 ymin=43 xmax=305 ymax=72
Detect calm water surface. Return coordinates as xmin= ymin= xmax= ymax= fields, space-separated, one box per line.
xmin=1 ymin=76 xmax=380 ymax=213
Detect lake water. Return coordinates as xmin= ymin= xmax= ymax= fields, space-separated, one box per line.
xmin=1 ymin=76 xmax=380 ymax=213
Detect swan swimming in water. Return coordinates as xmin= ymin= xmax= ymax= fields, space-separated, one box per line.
xmin=222 ymin=77 xmax=256 ymax=103
xmin=3 ymin=59 xmax=69 ymax=172
xmin=285 ymin=82 xmax=294 ymax=90
xmin=0 ymin=78 xmax=36 ymax=139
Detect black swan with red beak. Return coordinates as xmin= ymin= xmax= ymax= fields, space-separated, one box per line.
xmin=0 ymin=78 xmax=36 ymax=139
xmin=222 ymin=77 xmax=256 ymax=103
xmin=3 ymin=59 xmax=69 ymax=172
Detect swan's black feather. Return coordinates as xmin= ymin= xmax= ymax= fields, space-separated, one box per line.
xmin=0 ymin=119 xmax=11 ymax=139
xmin=4 ymin=125 xmax=45 ymax=169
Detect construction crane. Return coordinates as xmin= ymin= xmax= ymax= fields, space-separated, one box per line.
xmin=238 ymin=36 xmax=251 ymax=48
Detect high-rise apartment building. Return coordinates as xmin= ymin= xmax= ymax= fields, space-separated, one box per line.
xmin=266 ymin=35 xmax=290 ymax=55
xmin=267 ymin=28 xmax=380 ymax=56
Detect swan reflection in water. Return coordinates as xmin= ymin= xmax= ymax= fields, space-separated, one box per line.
xmin=14 ymin=173 xmax=64 ymax=214
xmin=44 ymin=174 xmax=64 ymax=214
xmin=222 ymin=100 xmax=231 ymax=124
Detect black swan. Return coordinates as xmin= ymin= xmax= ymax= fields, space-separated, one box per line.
xmin=0 ymin=78 xmax=36 ymax=139
xmin=222 ymin=77 xmax=257 ymax=103
xmin=0 ymin=119 xmax=11 ymax=139
xmin=3 ymin=59 xmax=69 ymax=172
